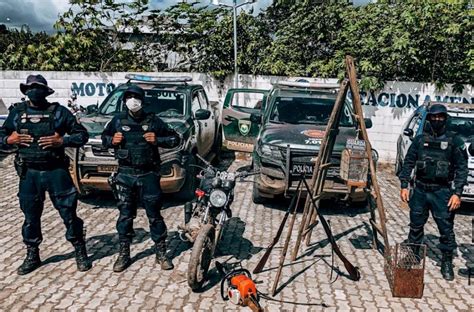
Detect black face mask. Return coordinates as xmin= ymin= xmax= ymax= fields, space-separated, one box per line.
xmin=429 ymin=119 xmax=446 ymax=133
xmin=26 ymin=88 xmax=50 ymax=107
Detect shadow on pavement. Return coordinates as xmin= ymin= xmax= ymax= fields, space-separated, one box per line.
xmin=192 ymin=217 xmax=263 ymax=293
xmin=298 ymin=223 xmax=364 ymax=260
xmin=457 ymin=243 xmax=473 ymax=280
xmin=78 ymin=191 xmax=116 ymax=208
xmin=131 ymin=230 xmax=193 ymax=265
xmin=216 ymin=217 xmax=263 ymax=260
xmin=42 ymin=228 xmax=151 ymax=266
xmin=261 ymin=196 xmax=370 ymax=216
xmin=456 ymin=202 xmax=474 ymax=216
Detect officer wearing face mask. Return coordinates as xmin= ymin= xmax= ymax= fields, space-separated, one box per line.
xmin=399 ymin=103 xmax=468 ymax=281
xmin=0 ymin=74 xmax=91 ymax=275
xmin=101 ymin=84 xmax=180 ymax=272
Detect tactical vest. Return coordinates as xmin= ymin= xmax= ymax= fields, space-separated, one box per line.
xmin=115 ymin=115 xmax=157 ymax=167
xmin=415 ymin=133 xmax=453 ymax=183
xmin=16 ymin=102 xmax=63 ymax=166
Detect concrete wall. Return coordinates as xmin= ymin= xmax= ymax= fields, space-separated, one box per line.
xmin=1 ymin=71 xmax=473 ymax=163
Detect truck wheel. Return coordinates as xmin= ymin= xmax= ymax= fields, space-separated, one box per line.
xmin=68 ymin=148 xmax=87 ymax=196
xmin=177 ymin=154 xmax=197 ymax=201
xmin=252 ymin=179 xmax=267 ymax=204
xmin=187 ymin=223 xmax=215 ymax=291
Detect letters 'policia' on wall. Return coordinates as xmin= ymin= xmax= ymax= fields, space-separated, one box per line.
xmin=0 ymin=71 xmax=472 ymax=162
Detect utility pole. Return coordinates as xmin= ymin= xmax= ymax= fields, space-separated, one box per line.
xmin=211 ymin=0 xmax=255 ymax=88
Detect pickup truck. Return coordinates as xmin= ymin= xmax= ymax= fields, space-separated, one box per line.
xmin=67 ymin=74 xmax=222 ymax=199
xmin=248 ymin=81 xmax=378 ymax=204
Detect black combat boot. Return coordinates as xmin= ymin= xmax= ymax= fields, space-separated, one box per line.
xmin=441 ymin=252 xmax=454 ymax=281
xmin=113 ymin=242 xmax=132 ymax=272
xmin=17 ymin=246 xmax=41 ymax=275
xmin=156 ymin=241 xmax=174 ymax=270
xmin=73 ymin=242 xmax=92 ymax=272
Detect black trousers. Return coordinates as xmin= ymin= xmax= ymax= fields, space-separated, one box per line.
xmin=114 ymin=171 xmax=166 ymax=244
xmin=408 ymin=186 xmax=456 ymax=253
xmin=18 ymin=167 xmax=84 ymax=247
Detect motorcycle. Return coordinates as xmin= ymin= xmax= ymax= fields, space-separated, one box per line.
xmin=178 ymin=154 xmax=257 ymax=291
xmin=67 ymin=93 xmax=86 ymax=121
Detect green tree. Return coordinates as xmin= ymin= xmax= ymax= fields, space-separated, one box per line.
xmin=52 ymin=0 xmax=151 ymax=71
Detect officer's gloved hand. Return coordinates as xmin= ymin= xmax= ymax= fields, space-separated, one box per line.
xmin=469 ymin=140 xmax=474 ymax=156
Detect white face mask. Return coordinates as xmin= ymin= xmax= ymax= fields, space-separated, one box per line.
xmin=125 ymin=98 xmax=142 ymax=113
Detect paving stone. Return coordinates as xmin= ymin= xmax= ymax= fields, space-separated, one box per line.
xmin=0 ymin=155 xmax=472 ymax=310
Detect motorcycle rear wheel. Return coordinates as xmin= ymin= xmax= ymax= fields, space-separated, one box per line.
xmin=187 ymin=223 xmax=215 ymax=291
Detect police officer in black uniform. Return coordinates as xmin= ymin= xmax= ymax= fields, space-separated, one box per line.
xmin=399 ymin=103 xmax=468 ymax=281
xmin=0 ymin=74 xmax=91 ymax=275
xmin=102 ymin=84 xmax=180 ymax=272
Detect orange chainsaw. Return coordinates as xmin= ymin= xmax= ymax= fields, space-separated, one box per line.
xmin=216 ymin=261 xmax=263 ymax=312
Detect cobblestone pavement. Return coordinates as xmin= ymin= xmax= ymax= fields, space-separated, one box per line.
xmin=0 ymin=154 xmax=473 ymax=311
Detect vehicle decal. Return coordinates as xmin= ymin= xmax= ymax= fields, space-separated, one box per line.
xmin=301 ymin=129 xmax=326 ymax=138
xmin=305 ymin=138 xmax=322 ymax=145
xmin=238 ymin=120 xmax=251 ymax=136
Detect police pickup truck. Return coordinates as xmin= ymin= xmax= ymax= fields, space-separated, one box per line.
xmin=248 ymin=81 xmax=378 ymax=204
xmin=66 ymin=74 xmax=222 ymax=198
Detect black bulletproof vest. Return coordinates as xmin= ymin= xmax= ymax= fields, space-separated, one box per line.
xmin=16 ymin=102 xmax=63 ymax=165
xmin=416 ymin=133 xmax=453 ymax=183
xmin=115 ymin=116 xmax=157 ymax=167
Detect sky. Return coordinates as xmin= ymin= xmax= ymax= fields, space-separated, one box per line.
xmin=0 ymin=0 xmax=369 ymax=33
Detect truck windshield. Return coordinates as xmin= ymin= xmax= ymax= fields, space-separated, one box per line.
xmin=447 ymin=116 xmax=474 ymax=141
xmin=143 ymin=90 xmax=186 ymax=117
xmin=269 ymin=96 xmax=353 ymax=126
xmin=98 ymin=89 xmax=186 ymax=117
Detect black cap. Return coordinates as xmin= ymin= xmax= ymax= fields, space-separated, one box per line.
xmin=20 ymin=74 xmax=55 ymax=95
xmin=123 ymin=84 xmax=144 ymax=101
xmin=427 ymin=103 xmax=448 ymax=116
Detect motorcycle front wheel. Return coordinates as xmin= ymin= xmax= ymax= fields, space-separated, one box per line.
xmin=187 ymin=223 xmax=215 ymax=291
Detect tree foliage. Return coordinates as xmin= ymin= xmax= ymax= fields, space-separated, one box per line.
xmin=0 ymin=0 xmax=471 ymax=90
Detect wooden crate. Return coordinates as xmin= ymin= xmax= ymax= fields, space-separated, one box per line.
xmin=340 ymin=139 xmax=369 ymax=187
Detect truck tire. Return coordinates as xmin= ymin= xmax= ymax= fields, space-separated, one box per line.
xmin=68 ymin=148 xmax=87 ymax=196
xmin=187 ymin=223 xmax=215 ymax=291
xmin=252 ymin=179 xmax=267 ymax=204
xmin=177 ymin=154 xmax=197 ymax=201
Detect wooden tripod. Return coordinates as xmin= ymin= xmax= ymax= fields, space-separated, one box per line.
xmin=253 ymin=56 xmax=391 ymax=296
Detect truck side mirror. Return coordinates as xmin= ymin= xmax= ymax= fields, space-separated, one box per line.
xmin=403 ymin=128 xmax=414 ymax=137
xmin=364 ymin=118 xmax=372 ymax=129
xmin=195 ymin=109 xmax=211 ymax=120
xmin=86 ymin=104 xmax=98 ymax=115
xmin=250 ymin=113 xmax=262 ymax=124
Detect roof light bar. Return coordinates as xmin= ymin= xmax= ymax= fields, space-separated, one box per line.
xmin=426 ymin=101 xmax=474 ymax=112
xmin=125 ymin=74 xmax=193 ymax=83
xmin=274 ymin=81 xmax=340 ymax=89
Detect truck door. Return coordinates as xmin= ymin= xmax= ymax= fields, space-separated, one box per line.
xmin=400 ymin=113 xmax=423 ymax=162
xmin=197 ymin=89 xmax=214 ymax=154
xmin=191 ymin=91 xmax=207 ymax=156
xmin=221 ymin=89 xmax=268 ymax=152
